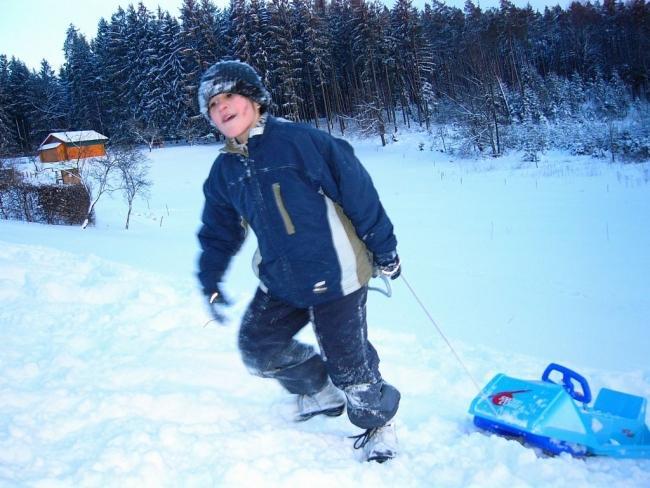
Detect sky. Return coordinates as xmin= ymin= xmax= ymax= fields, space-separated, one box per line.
xmin=1 ymin=0 xmax=571 ymax=72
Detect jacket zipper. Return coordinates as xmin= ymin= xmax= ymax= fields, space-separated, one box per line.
xmin=272 ymin=183 xmax=296 ymax=235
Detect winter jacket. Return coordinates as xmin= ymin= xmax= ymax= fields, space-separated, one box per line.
xmin=197 ymin=115 xmax=397 ymax=308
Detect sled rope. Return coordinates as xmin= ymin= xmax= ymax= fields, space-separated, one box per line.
xmin=400 ymin=273 xmax=487 ymax=397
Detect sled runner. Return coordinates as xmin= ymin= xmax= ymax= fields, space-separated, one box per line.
xmin=468 ymin=363 xmax=650 ymax=458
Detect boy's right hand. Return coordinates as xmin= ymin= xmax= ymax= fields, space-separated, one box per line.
xmin=207 ymin=286 xmax=231 ymax=324
xmin=374 ymin=251 xmax=401 ymax=280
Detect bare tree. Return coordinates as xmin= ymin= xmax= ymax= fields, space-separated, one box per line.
xmin=354 ymin=97 xmax=387 ymax=146
xmin=75 ymin=153 xmax=119 ymax=229
xmin=115 ymin=148 xmax=151 ymax=229
xmin=126 ymin=118 xmax=162 ymax=152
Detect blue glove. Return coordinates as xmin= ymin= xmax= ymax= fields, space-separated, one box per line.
xmin=374 ymin=252 xmax=401 ymax=280
xmin=207 ymin=286 xmax=231 ymax=324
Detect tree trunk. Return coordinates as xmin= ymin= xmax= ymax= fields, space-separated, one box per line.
xmin=320 ymin=79 xmax=332 ymax=134
xmin=125 ymin=203 xmax=133 ymax=230
xmin=0 ymin=193 xmax=6 ymax=219
xmin=490 ymin=80 xmax=501 ymax=156
xmin=82 ymin=198 xmax=99 ymax=229
xmin=307 ymin=70 xmax=319 ymax=129
xmin=21 ymin=189 xmax=32 ymax=222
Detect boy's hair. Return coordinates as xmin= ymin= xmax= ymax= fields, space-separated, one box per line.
xmin=198 ymin=60 xmax=272 ymax=124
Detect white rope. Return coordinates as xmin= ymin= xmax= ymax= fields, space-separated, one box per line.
xmin=400 ymin=272 xmax=499 ymax=416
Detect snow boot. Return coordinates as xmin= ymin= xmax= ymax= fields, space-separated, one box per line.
xmin=295 ymin=380 xmax=346 ymax=422
xmin=351 ymin=422 xmax=398 ymax=463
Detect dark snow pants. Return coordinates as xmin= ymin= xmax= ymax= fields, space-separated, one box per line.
xmin=238 ymin=286 xmax=400 ymax=429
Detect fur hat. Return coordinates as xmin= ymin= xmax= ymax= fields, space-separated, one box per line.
xmin=198 ymin=60 xmax=271 ymax=123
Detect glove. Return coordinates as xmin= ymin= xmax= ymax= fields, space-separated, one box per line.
xmin=374 ymin=252 xmax=401 ymax=280
xmin=206 ymin=286 xmax=231 ymax=324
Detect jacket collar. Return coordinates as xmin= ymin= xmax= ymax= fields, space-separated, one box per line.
xmin=221 ymin=113 xmax=268 ymax=156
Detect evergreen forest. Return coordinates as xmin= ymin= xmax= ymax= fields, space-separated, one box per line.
xmin=1 ymin=0 xmax=649 ymax=159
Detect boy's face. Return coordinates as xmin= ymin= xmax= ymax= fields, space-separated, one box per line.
xmin=209 ymin=93 xmax=260 ymax=140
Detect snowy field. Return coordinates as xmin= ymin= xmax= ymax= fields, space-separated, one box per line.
xmin=1 ymin=133 xmax=649 ymax=487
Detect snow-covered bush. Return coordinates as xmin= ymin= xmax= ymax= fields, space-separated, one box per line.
xmin=615 ymin=131 xmax=650 ymax=161
xmin=0 ymin=161 xmax=91 ymax=225
xmin=450 ymin=68 xmax=649 ymax=162
xmin=35 ymin=184 xmax=92 ymax=225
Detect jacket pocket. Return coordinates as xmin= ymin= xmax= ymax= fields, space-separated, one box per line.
xmin=272 ymin=183 xmax=296 ymax=235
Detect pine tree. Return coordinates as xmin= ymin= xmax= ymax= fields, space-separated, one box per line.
xmin=248 ymin=0 xmax=271 ymax=76
xmin=90 ymin=18 xmax=112 ymax=135
xmin=326 ymin=0 xmax=355 ymax=132
xmin=390 ymin=0 xmax=430 ymax=126
xmin=61 ymin=25 xmax=102 ymax=131
xmin=420 ymin=1 xmax=465 ymax=123
xmin=626 ymin=0 xmax=650 ymax=97
xmin=180 ymin=0 xmax=227 ymax=140
xmin=231 ymin=0 xmax=253 ymax=63
xmin=349 ymin=0 xmax=391 ymax=140
xmin=153 ymin=10 xmax=191 ymax=138
xmin=0 ymin=107 xmax=12 ymax=156
xmin=290 ymin=0 xmax=331 ymax=127
xmin=5 ymin=57 xmax=34 ymax=151
xmin=0 ymin=56 xmax=15 ymax=155
xmin=267 ymin=0 xmax=303 ymax=120
xmin=590 ymin=69 xmax=630 ymax=121
xmin=124 ymin=4 xmax=157 ymax=124
xmin=518 ymin=66 xmax=546 ymax=161
xmin=94 ymin=8 xmax=131 ymax=138
xmin=28 ymin=60 xmax=67 ymax=142
xmin=543 ymin=72 xmax=564 ymax=120
xmin=566 ymin=72 xmax=587 ymax=118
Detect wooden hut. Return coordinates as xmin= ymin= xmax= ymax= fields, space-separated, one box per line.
xmin=38 ymin=131 xmax=108 ymax=163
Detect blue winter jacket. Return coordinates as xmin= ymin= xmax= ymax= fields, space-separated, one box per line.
xmin=198 ymin=116 xmax=397 ymax=308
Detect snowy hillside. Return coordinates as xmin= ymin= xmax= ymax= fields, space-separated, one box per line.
xmin=1 ymin=137 xmax=649 ymax=486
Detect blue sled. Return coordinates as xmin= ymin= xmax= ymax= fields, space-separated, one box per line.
xmin=468 ymin=363 xmax=650 ymax=458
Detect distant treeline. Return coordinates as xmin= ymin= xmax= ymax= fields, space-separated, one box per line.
xmin=0 ymin=0 xmax=648 ymax=155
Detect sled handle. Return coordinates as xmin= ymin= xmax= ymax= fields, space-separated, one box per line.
xmin=542 ymin=363 xmax=592 ymax=404
xmin=368 ymin=274 xmax=392 ymax=297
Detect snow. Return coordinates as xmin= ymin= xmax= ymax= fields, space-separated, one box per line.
xmin=39 ymin=130 xmax=108 ymax=148
xmin=38 ymin=142 xmax=62 ymax=151
xmin=1 ymin=136 xmax=649 ymax=486
xmin=10 ymin=159 xmax=77 ymax=186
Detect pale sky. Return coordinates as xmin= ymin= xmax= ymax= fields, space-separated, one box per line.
xmin=1 ymin=0 xmax=569 ymax=72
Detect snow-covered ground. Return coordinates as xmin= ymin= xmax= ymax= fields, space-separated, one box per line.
xmin=1 ymin=134 xmax=649 ymax=487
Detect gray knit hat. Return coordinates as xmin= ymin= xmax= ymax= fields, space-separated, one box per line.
xmin=198 ymin=60 xmax=271 ymax=122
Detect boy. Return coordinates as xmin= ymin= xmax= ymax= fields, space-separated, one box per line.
xmin=197 ymin=60 xmax=401 ymax=463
